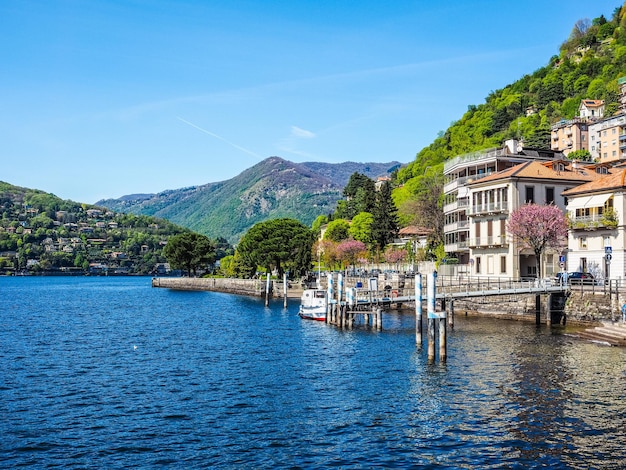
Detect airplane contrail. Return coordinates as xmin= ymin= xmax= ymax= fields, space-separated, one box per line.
xmin=176 ymin=116 xmax=262 ymax=159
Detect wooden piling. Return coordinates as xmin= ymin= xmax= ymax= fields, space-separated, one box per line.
xmin=439 ymin=317 xmax=447 ymax=362
xmin=265 ymin=273 xmax=271 ymax=307
xmin=448 ymin=300 xmax=454 ymax=328
xmin=283 ymin=272 xmax=288 ymax=308
xmin=535 ymin=294 xmax=541 ymax=326
xmin=427 ymin=272 xmax=437 ymax=362
xmin=428 ymin=318 xmax=436 ymax=362
xmin=416 ymin=274 xmax=423 ymax=346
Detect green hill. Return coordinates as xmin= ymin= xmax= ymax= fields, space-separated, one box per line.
xmin=397 ymin=4 xmax=626 ymax=184
xmin=0 ymin=181 xmax=189 ymax=275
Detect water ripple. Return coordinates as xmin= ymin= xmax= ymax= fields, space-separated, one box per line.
xmin=1 ymin=277 xmax=626 ymax=468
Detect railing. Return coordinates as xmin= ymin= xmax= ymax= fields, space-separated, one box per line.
xmin=469 ymin=202 xmax=508 ymax=215
xmin=443 ymin=173 xmax=490 ymax=194
xmin=468 ymin=236 xmax=507 ymax=247
xmin=443 ymin=147 xmax=503 ymax=173
xmin=570 ymin=214 xmax=617 ymax=229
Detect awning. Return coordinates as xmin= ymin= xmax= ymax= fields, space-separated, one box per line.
xmin=566 ymin=193 xmax=612 ymax=210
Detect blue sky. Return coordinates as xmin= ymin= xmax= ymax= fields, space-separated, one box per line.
xmin=1 ymin=0 xmax=619 ymax=203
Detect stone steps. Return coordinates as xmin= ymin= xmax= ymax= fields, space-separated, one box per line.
xmin=577 ymin=322 xmax=626 ymax=346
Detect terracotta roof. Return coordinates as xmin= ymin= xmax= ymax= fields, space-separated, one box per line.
xmin=562 ymin=169 xmax=626 ymax=196
xmin=398 ymin=225 xmax=431 ymax=236
xmin=580 ymin=99 xmax=604 ymax=108
xmin=467 ymin=160 xmax=599 ymax=186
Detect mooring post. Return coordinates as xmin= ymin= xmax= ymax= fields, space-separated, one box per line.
xmin=439 ymin=317 xmax=447 ymax=362
xmin=428 ymin=317 xmax=436 ymax=363
xmin=338 ymin=273 xmax=344 ymax=327
xmin=376 ymin=308 xmax=382 ymax=330
xmin=415 ymin=273 xmax=423 ymax=346
xmin=448 ymin=299 xmax=454 ymax=328
xmin=427 ymin=271 xmax=437 ymax=362
xmin=327 ymin=273 xmax=334 ymax=323
xmin=283 ymin=272 xmax=288 ymax=308
xmin=535 ymin=294 xmax=541 ymax=326
xmin=265 ymin=273 xmax=271 ymax=307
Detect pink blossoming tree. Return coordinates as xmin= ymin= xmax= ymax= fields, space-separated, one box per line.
xmin=507 ymin=204 xmax=568 ymax=278
xmin=336 ymin=239 xmax=367 ymax=269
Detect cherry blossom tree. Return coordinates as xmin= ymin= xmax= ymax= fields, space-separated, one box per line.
xmin=507 ymin=204 xmax=568 ymax=278
xmin=384 ymin=246 xmax=408 ymax=271
xmin=336 ymin=239 xmax=366 ymax=269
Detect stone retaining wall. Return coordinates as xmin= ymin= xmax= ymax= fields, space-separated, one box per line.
xmin=152 ymin=277 xmax=268 ymax=297
xmin=151 ymin=277 xmax=305 ymax=299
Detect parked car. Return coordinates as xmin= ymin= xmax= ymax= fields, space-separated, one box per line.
xmin=555 ymin=271 xmax=596 ymax=285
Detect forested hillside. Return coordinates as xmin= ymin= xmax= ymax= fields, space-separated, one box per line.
xmin=397 ymin=4 xmax=626 ymax=184
xmin=0 ymin=181 xmax=191 ymax=275
xmin=98 ymin=157 xmax=400 ymax=244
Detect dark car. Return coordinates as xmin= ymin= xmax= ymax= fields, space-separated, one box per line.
xmin=555 ymin=271 xmax=596 ymax=285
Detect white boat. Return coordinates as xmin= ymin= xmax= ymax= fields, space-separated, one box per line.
xmin=298 ymin=289 xmax=327 ymax=321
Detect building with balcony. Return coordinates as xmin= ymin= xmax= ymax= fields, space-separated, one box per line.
xmin=550 ymin=118 xmax=589 ymax=156
xmin=443 ymin=139 xmax=564 ymax=266
xmin=562 ymin=169 xmax=626 ymax=281
xmin=465 ymin=160 xmax=598 ymax=279
xmin=588 ymin=113 xmax=626 ymax=162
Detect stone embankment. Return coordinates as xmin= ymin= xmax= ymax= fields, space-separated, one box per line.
xmin=576 ymin=322 xmax=626 ymax=346
xmin=151 ymin=277 xmax=304 ymax=299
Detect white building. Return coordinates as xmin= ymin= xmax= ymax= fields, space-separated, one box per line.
xmin=466 ymin=160 xmax=598 ymax=279
xmin=562 ymin=169 xmax=626 ymax=281
xmin=443 ymin=140 xmax=565 ymax=267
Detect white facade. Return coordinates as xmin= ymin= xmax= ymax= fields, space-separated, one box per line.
xmin=564 ymin=172 xmax=626 ymax=282
xmin=466 ymin=160 xmax=597 ymax=280
xmin=442 ymin=140 xmax=561 ymax=266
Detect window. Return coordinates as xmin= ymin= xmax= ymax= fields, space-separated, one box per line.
xmin=581 ymin=257 xmax=587 ymax=272
xmin=613 ymin=128 xmax=617 ymax=134
xmin=613 ymin=150 xmax=617 ymax=157
xmin=500 ymin=256 xmax=507 ymax=274
xmin=475 ymin=256 xmax=481 ymax=274
xmin=579 ymin=237 xmax=587 ymax=249
xmin=525 ymin=186 xmax=535 ymax=204
xmin=545 ymin=187 xmax=555 ymax=204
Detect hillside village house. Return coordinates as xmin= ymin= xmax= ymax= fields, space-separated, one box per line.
xmin=465 ymin=160 xmax=598 ymax=279
xmin=562 ymin=168 xmax=626 ymax=281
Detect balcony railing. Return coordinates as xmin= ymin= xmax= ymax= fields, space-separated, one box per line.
xmin=443 ymin=198 xmax=469 ymax=214
xmin=443 ymin=173 xmax=491 ymax=194
xmin=443 ymin=220 xmax=469 ymax=233
xmin=469 ymin=202 xmax=508 ymax=215
xmin=468 ymin=236 xmax=508 ymax=248
xmin=570 ymin=214 xmax=618 ymax=230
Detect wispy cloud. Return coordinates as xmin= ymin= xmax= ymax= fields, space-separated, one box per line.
xmin=290 ymin=126 xmax=316 ymax=139
xmin=176 ymin=117 xmax=262 ymax=159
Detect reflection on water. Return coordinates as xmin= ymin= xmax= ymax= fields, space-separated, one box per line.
xmin=1 ymin=277 xmax=625 ymax=468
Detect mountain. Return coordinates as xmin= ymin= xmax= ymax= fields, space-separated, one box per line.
xmin=97 ymin=157 xmax=401 ymax=244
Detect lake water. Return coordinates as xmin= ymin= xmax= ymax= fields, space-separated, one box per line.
xmin=1 ymin=276 xmax=625 ymax=468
